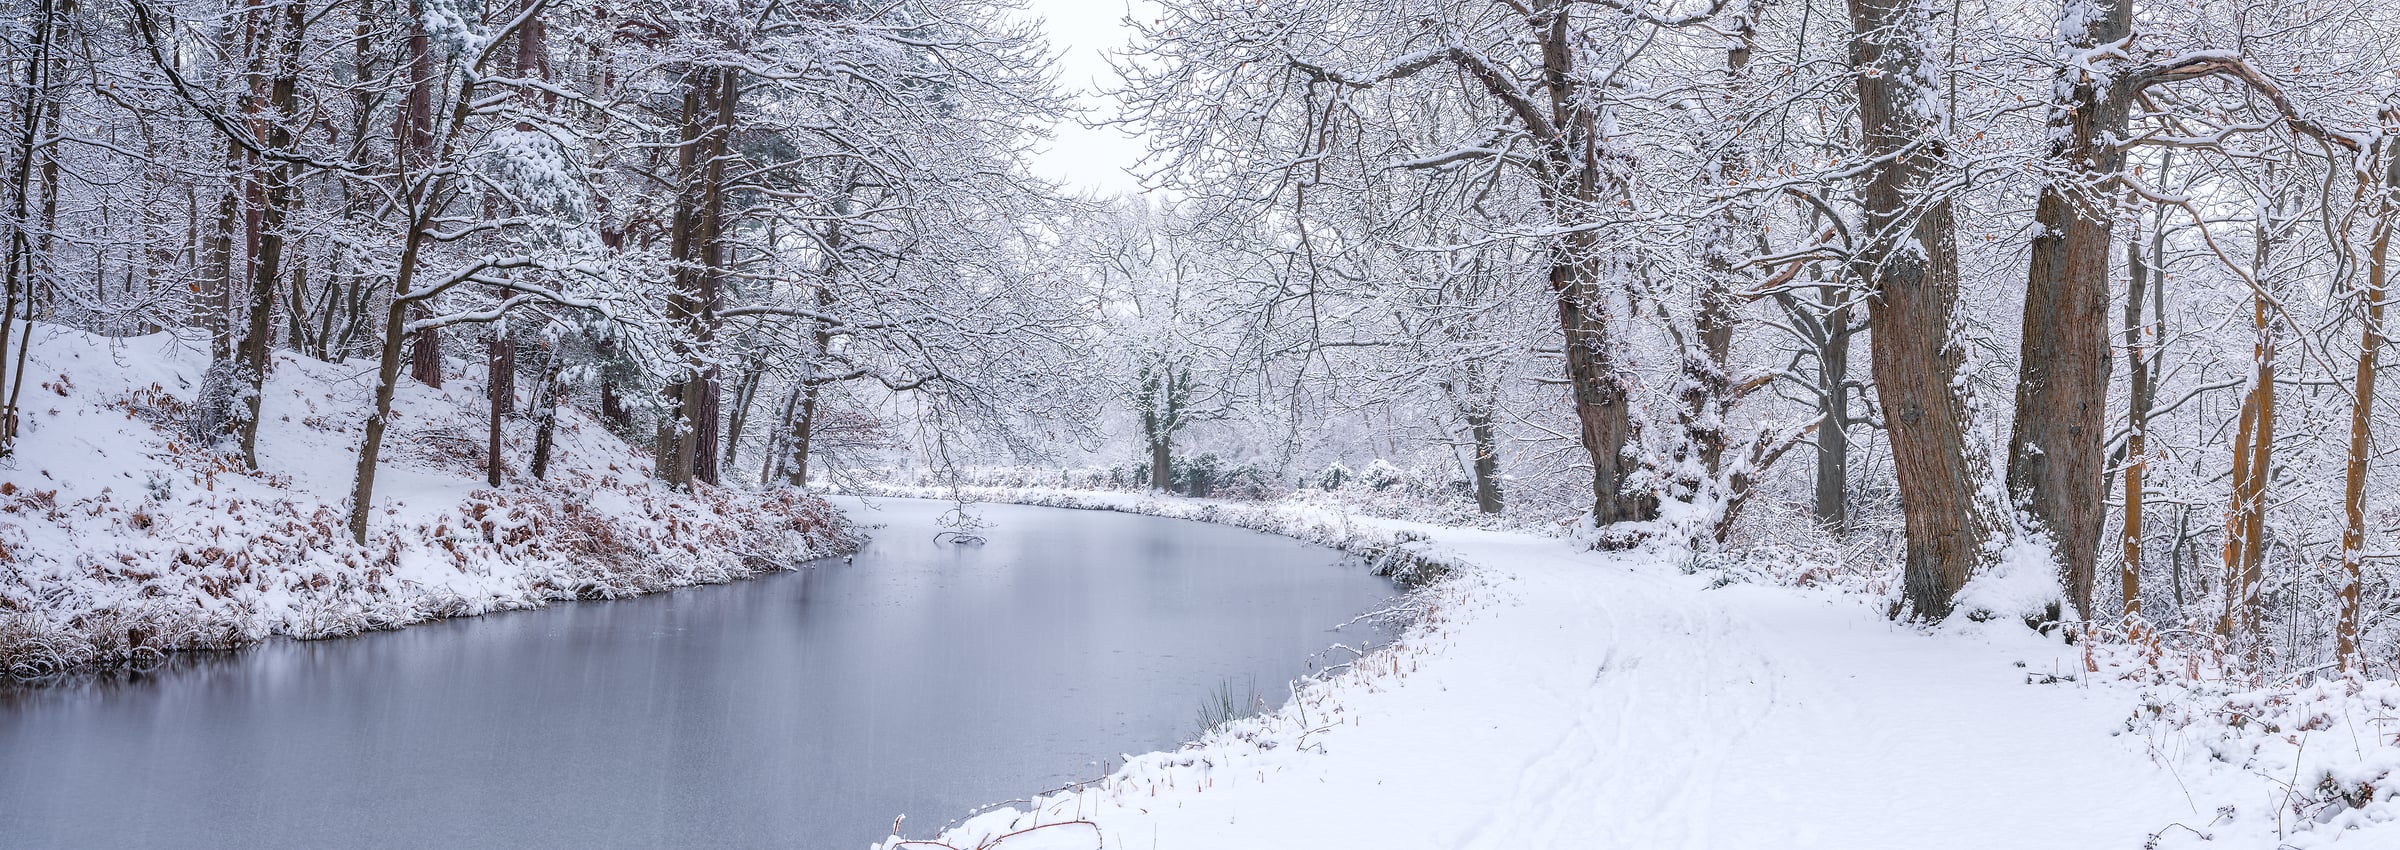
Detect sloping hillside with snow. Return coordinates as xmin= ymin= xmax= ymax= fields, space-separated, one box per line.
xmin=0 ymin=323 xmax=852 ymax=680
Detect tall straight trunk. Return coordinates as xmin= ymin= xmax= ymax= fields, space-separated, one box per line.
xmin=485 ymin=333 xmax=514 ymax=487
xmin=1815 ymin=303 xmax=1853 ymax=532
xmin=2007 ymin=0 xmax=2136 ymax=618
xmin=2221 ymin=210 xmax=2282 ymax=657
xmin=402 ymin=3 xmax=440 ymax=389
xmin=191 ymin=6 xmax=256 ymax=445
xmin=231 ymin=0 xmax=310 ymax=469
xmin=1844 ymin=0 xmax=1995 ymax=619
xmin=657 ymin=64 xmax=735 ymax=488
xmin=689 ymin=370 xmax=721 ymax=484
xmin=286 ymin=245 xmax=312 ymax=353
xmin=2219 ymin=386 xmax=2258 ymax=640
xmin=1802 ymin=269 xmax=1856 ymax=533
xmin=0 ymin=0 xmax=58 ymax=453
xmin=2120 ymin=218 xmax=2159 ymax=619
xmin=2337 ymin=136 xmax=2397 ymax=671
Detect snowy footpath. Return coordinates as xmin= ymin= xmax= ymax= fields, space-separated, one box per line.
xmin=872 ymin=488 xmax=2398 ymax=849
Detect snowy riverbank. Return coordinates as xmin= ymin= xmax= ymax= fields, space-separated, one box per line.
xmin=0 ymin=324 xmax=853 ymax=681
xmin=859 ymin=485 xmax=2400 ymax=849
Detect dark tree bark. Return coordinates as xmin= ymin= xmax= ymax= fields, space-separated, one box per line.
xmin=1554 ymin=239 xmax=1646 ymax=523
xmin=1467 ymin=410 xmax=1503 ymax=515
xmin=2006 ymin=0 xmax=2136 ymax=617
xmin=0 ymin=0 xmax=59 ymax=454
xmin=599 ymin=372 xmax=630 ymax=432
xmin=230 ymin=0 xmax=310 ymax=469
xmin=1844 ymin=0 xmax=1997 ymax=619
xmin=1812 ymin=280 xmax=1856 ymax=533
xmin=1136 ymin=359 xmax=1191 ymax=492
xmin=781 ymin=383 xmax=820 ymax=488
xmin=402 ymin=2 xmax=440 ymax=389
xmin=656 ymin=64 xmax=735 ymax=488
xmin=2119 ymin=212 xmax=2160 ymax=620
xmin=485 ymin=333 xmax=514 ymax=487
xmin=722 ymin=361 xmax=763 ymax=470
xmin=191 ymin=6 xmax=262 ymax=449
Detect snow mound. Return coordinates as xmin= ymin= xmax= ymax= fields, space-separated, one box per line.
xmin=1949 ymin=537 xmax=2064 ymax=625
xmin=0 ymin=323 xmax=853 ymax=680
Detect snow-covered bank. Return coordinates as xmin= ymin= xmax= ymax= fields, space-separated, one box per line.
xmin=0 ymin=324 xmax=853 ymax=681
xmin=865 ymin=485 xmax=2400 ymax=849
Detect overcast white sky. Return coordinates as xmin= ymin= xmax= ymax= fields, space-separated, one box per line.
xmin=1020 ymin=0 xmax=1157 ymax=197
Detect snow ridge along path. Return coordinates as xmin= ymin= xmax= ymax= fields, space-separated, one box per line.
xmin=876 ymin=489 xmax=2378 ymax=850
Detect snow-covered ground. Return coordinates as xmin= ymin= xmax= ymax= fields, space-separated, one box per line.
xmin=0 ymin=323 xmax=852 ymax=679
xmin=861 ymin=485 xmax=2400 ymax=849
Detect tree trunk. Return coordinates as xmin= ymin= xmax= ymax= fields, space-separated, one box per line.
xmin=785 ymin=382 xmax=820 ymax=488
xmin=191 ymin=9 xmax=256 ymax=449
xmin=2337 ymin=136 xmax=2396 ymax=671
xmin=1844 ymin=0 xmax=1996 ymax=619
xmin=1809 ymin=275 xmax=1855 ymax=533
xmin=485 ymin=333 xmax=513 ymax=487
xmin=1554 ymin=239 xmax=1646 ymax=524
xmin=0 ymin=0 xmax=58 ymax=454
xmin=1678 ymin=10 xmax=1758 ymax=502
xmin=723 ymin=361 xmax=763 ymax=470
xmin=529 ymin=344 xmax=563 ymax=481
xmin=231 ymin=0 xmax=309 ymax=469
xmin=1467 ymin=410 xmax=1503 ymax=514
xmin=657 ymin=64 xmax=735 ymax=489
xmin=1150 ymin=434 xmax=1172 ymax=493
xmin=401 ymin=2 xmax=439 ymax=389
xmin=2220 ymin=209 xmax=2282 ymax=660
xmin=348 ymin=23 xmax=481 ymax=543
xmin=349 ymin=232 xmax=429 ymax=543
xmin=2219 ymin=386 xmax=2258 ymax=641
xmin=2120 ymin=221 xmax=2155 ymax=620
xmin=2006 ymin=0 xmax=2135 ymax=618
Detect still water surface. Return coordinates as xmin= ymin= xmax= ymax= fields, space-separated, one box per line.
xmin=0 ymin=497 xmax=1395 ymax=849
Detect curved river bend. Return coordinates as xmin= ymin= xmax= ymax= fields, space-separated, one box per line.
xmin=0 ymin=497 xmax=1397 ymax=849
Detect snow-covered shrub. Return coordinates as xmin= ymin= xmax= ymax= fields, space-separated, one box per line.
xmin=1358 ymin=459 xmax=1403 ymax=491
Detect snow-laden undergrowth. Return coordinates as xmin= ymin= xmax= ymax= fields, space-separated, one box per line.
xmin=0 ymin=324 xmax=853 ymax=681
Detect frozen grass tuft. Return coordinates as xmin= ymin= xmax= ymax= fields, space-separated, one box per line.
xmin=1195 ymin=675 xmax=1265 ymax=736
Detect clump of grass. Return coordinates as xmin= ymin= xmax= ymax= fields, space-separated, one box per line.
xmin=1195 ymin=674 xmax=1265 ymax=736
